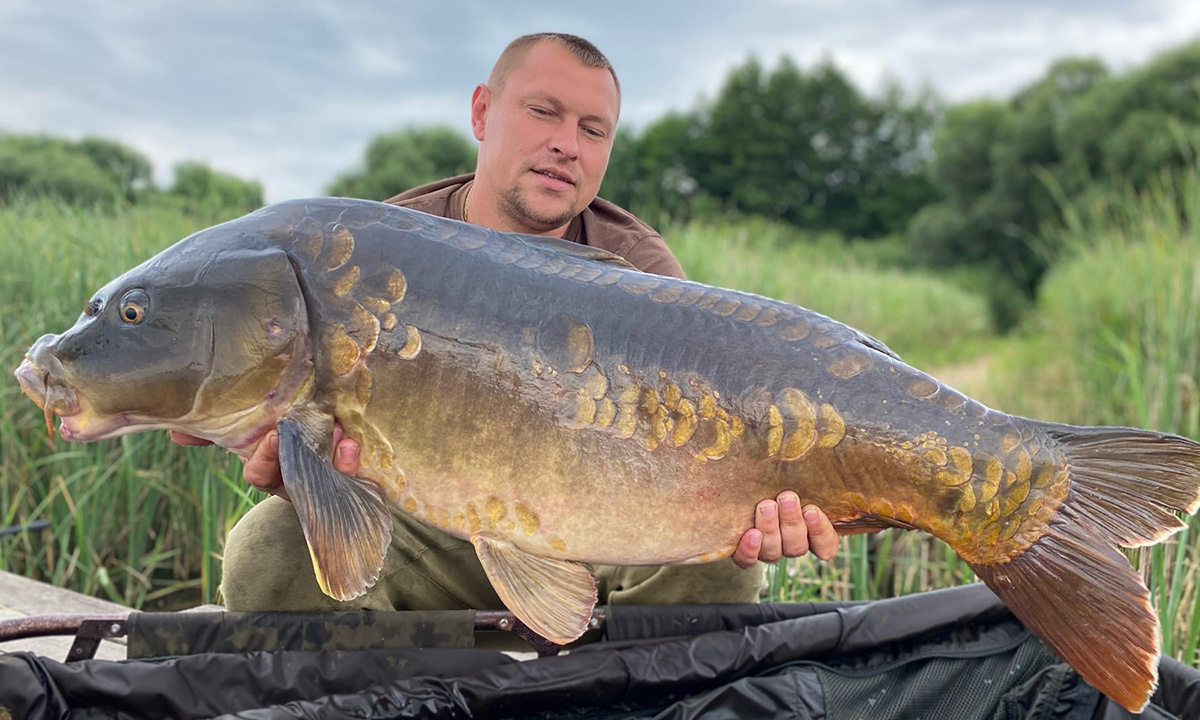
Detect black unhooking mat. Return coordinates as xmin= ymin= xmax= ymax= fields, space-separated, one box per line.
xmin=2 ymin=584 xmax=1198 ymax=719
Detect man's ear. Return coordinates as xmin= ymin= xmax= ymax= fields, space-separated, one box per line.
xmin=470 ymin=84 xmax=490 ymax=142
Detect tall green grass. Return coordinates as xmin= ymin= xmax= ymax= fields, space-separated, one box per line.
xmin=666 ymin=215 xmax=993 ymax=368
xmin=0 ymin=198 xmax=262 ymax=607
xmin=1038 ymin=168 xmax=1200 ymax=437
xmin=988 ymin=165 xmax=1200 ymax=667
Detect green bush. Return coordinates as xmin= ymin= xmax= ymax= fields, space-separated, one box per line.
xmin=0 ymin=134 xmax=150 ymax=206
xmin=329 ymin=126 xmax=477 ymax=200
xmin=0 ymin=199 xmax=263 ymax=607
xmin=168 ymin=161 xmax=264 ymax=215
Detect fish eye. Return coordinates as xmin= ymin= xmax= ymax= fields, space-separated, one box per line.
xmin=119 ymin=290 xmax=149 ymax=325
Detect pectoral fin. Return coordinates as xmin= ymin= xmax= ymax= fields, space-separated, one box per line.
xmin=277 ymin=415 xmax=393 ymax=602
xmin=471 ymin=535 xmax=597 ymax=644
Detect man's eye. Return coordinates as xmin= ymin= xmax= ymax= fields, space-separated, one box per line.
xmin=583 ymin=127 xmax=607 ymax=139
xmin=530 ymin=106 xmax=553 ymax=116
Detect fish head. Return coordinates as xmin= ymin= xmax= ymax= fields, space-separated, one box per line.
xmin=15 ymin=242 xmax=312 ymax=449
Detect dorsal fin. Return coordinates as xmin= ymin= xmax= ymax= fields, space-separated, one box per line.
xmin=515 ymin=234 xmax=638 ymax=270
xmin=852 ymin=327 xmax=903 ymax=362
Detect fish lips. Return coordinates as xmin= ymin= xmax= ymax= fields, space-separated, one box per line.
xmin=15 ymin=337 xmax=84 ymax=439
xmin=15 ymin=358 xmax=122 ymax=442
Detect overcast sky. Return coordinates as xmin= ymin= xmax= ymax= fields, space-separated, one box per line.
xmin=2 ymin=1 xmax=1196 ymax=202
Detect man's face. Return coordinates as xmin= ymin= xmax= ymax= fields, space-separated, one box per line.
xmin=472 ymin=41 xmax=619 ymax=234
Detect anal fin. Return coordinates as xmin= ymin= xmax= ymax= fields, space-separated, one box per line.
xmin=277 ymin=415 xmax=393 ymax=602
xmin=471 ymin=535 xmax=597 ymax=645
xmin=834 ymin=513 xmax=918 ymax=536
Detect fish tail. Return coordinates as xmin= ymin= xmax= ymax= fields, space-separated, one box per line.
xmin=969 ymin=423 xmax=1200 ymax=713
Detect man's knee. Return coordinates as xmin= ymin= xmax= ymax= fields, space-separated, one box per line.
xmin=220 ymin=497 xmax=495 ymax=612
xmin=597 ymin=561 xmax=765 ymax=606
xmin=221 ymin=496 xmax=345 ymax=611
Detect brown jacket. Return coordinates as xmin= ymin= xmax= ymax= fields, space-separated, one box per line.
xmin=385 ymin=174 xmax=684 ymax=279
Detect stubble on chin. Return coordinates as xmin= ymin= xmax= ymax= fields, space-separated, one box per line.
xmin=500 ymin=185 xmax=576 ymax=232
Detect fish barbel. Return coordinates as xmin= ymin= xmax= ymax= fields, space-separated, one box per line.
xmin=15 ymin=198 xmax=1200 ymax=712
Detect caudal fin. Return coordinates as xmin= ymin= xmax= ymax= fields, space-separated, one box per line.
xmin=970 ymin=424 xmax=1200 ymax=713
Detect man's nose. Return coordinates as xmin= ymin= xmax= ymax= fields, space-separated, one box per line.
xmin=548 ymin=121 xmax=580 ymax=159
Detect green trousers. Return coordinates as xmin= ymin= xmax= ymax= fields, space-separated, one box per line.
xmin=221 ymin=496 xmax=766 ymax=612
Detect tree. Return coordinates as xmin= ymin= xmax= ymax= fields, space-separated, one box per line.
xmin=328 ymin=126 xmax=476 ymax=200
xmin=601 ymin=113 xmax=706 ymax=222
xmin=78 ymin=137 xmax=153 ymax=200
xmin=852 ymin=79 xmax=942 ymax=236
xmin=0 ymin=133 xmax=152 ymax=205
xmin=930 ymin=100 xmax=1009 ymax=205
xmin=169 ymin=161 xmax=263 ymax=214
xmin=608 ymin=56 xmax=939 ymax=238
xmin=1058 ymin=42 xmax=1200 ymax=187
xmin=906 ymin=43 xmax=1200 ymax=329
xmin=914 ymin=42 xmax=1200 ymax=302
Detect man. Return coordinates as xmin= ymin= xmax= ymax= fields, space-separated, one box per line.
xmin=178 ymin=33 xmax=838 ymax=615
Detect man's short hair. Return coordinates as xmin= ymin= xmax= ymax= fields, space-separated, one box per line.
xmin=488 ymin=33 xmax=621 ymax=109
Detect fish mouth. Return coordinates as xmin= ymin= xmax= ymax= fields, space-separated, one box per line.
xmin=14 ymin=356 xmax=125 ymax=442
xmin=15 ymin=357 xmax=79 ymax=437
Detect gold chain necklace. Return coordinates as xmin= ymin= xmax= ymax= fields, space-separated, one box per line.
xmin=463 ymin=184 xmax=472 ymax=224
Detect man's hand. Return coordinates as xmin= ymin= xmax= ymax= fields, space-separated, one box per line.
xmin=732 ymin=491 xmax=838 ymax=568
xmin=169 ymin=428 xmax=360 ymax=503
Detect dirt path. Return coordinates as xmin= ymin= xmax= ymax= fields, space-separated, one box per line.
xmin=927 ymin=354 xmax=996 ymax=406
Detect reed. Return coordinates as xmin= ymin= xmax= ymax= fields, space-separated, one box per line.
xmin=0 ymin=198 xmax=262 ymax=607
xmin=986 ymin=163 xmax=1200 ymax=667
xmin=665 ymin=215 xmax=993 ymax=368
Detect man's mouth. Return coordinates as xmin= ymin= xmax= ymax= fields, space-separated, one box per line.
xmin=532 ymin=168 xmax=575 ymax=185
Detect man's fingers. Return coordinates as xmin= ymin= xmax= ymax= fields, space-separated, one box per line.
xmin=754 ymin=500 xmax=783 ymax=562
xmin=732 ymin=529 xmax=762 ymax=569
xmin=247 ymin=423 xmax=358 ymax=501
xmin=804 ymin=504 xmax=839 ymax=560
xmin=169 ymin=430 xmax=213 ymax=447
xmin=329 ymin=421 xmax=360 ymax=475
xmin=333 ymin=436 xmax=360 ymax=475
xmin=242 ymin=431 xmax=289 ymax=501
xmin=777 ymin=491 xmax=811 ymax=558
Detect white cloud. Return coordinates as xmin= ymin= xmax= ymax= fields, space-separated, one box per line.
xmin=655 ymin=0 xmax=1195 ymax=111
xmin=0 ymin=1 xmax=1196 ymax=202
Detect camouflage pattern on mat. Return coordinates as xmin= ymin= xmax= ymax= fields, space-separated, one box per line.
xmin=126 ymin=610 xmax=475 ymax=658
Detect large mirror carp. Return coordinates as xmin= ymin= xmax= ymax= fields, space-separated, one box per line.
xmin=16 ymin=198 xmax=1200 ymax=711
